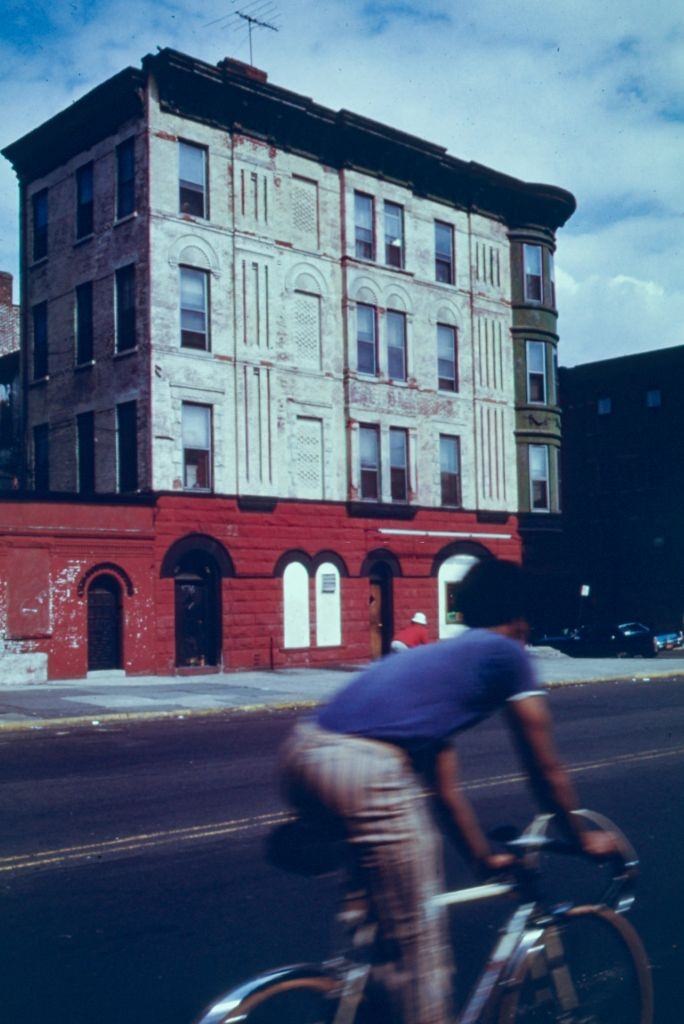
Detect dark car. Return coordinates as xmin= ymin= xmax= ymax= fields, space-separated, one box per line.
xmin=532 ymin=622 xmax=657 ymax=658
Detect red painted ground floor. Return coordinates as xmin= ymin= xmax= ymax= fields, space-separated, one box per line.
xmin=0 ymin=494 xmax=522 ymax=680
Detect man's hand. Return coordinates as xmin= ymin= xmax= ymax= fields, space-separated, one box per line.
xmin=579 ymin=829 xmax=621 ymax=859
xmin=481 ymin=852 xmax=516 ymax=873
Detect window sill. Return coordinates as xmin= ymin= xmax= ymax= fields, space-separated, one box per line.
xmin=74 ymin=233 xmax=94 ymax=248
xmin=180 ymin=345 xmax=212 ymax=356
xmin=114 ymin=211 xmax=138 ymax=227
xmin=113 ymin=346 xmax=138 ymax=360
xmin=75 ymin=360 xmax=95 ymax=371
xmin=29 ymin=375 xmax=49 ymax=387
xmin=345 ymin=254 xmax=415 ymax=278
xmin=30 ymin=256 xmax=48 ymax=269
xmin=346 ymin=500 xmax=417 ymax=520
xmin=183 ymin=487 xmax=213 ymax=495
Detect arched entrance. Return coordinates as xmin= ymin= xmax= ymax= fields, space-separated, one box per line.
xmin=362 ymin=551 xmax=401 ymax=658
xmin=432 ymin=542 xmax=493 ymax=639
xmin=87 ymin=574 xmax=122 ymax=671
xmin=174 ymin=551 xmax=221 ymax=668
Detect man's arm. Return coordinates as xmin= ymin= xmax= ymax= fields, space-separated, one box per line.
xmin=505 ymin=695 xmax=617 ymax=856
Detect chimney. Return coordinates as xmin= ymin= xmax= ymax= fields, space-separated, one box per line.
xmin=217 ymin=57 xmax=268 ymax=83
xmin=0 ymin=272 xmax=13 ymax=308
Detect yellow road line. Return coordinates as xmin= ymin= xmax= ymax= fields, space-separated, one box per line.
xmin=3 ymin=743 xmax=684 ymax=876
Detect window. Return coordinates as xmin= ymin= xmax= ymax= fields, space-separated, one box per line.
xmin=76 ymin=162 xmax=94 ymax=239
xmin=354 ymin=192 xmax=374 ymax=260
xmin=526 ymin=341 xmax=546 ymax=403
xmin=356 ymin=304 xmax=377 ymax=375
xmin=390 ymin=427 xmax=408 ymax=502
xmin=77 ymin=411 xmax=95 ymax=494
xmin=315 ymin=562 xmax=341 ymax=647
xmin=597 ymin=397 xmax=612 ymax=416
xmin=115 ymin=265 xmax=136 ymax=352
xmin=440 ymin=435 xmax=461 ymax=506
xmin=33 ymin=424 xmax=49 ymax=493
xmin=117 ymin=401 xmax=138 ymax=492
xmin=116 ymin=137 xmax=135 ymax=219
xmin=384 ymin=201 xmax=404 ymax=268
xmin=529 ymin=444 xmax=550 ymax=511
xmin=646 ymin=389 xmax=661 ymax=408
xmin=180 ymin=267 xmax=210 ymax=350
xmin=182 ymin=403 xmax=212 ymax=491
xmin=179 ymin=141 xmax=207 ymax=218
xmin=435 ymin=221 xmax=454 ymax=283
xmin=549 ymin=251 xmax=556 ymax=308
xmin=32 ymin=302 xmax=48 ymax=380
xmin=76 ymin=281 xmax=94 ymax=364
xmin=32 ymin=189 xmax=48 ymax=261
xmin=437 ymin=324 xmax=458 ymax=391
xmin=523 ymin=244 xmax=543 ymax=302
xmin=386 ymin=310 xmax=407 ymax=381
xmin=359 ymin=424 xmax=380 ymax=500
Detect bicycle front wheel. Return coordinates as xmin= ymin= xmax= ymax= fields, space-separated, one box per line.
xmin=193 ymin=969 xmax=341 ymax=1024
xmin=496 ymin=905 xmax=653 ymax=1024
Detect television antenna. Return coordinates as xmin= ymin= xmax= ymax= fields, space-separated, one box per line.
xmin=205 ymin=1 xmax=280 ymax=65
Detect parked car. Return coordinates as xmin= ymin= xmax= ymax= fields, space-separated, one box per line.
xmin=531 ymin=622 xmax=657 ymax=658
xmin=655 ymin=632 xmax=683 ymax=651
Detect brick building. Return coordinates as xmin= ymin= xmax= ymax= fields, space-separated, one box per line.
xmin=0 ymin=271 xmax=20 ymax=490
xmin=560 ymin=346 xmax=684 ymax=633
xmin=1 ymin=49 xmax=574 ymax=680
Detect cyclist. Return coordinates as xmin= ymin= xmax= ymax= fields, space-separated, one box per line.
xmin=280 ymin=558 xmax=618 ymax=1024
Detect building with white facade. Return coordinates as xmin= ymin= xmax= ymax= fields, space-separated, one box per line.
xmin=0 ymin=50 xmax=573 ymax=678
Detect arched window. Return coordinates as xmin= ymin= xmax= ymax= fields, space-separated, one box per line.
xmin=315 ymin=562 xmax=341 ymax=647
xmin=87 ymin=574 xmax=123 ymax=671
xmin=283 ymin=561 xmax=310 ymax=648
xmin=437 ymin=553 xmax=479 ymax=640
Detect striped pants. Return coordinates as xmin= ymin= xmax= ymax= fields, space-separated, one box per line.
xmin=280 ymin=720 xmax=455 ymax=1024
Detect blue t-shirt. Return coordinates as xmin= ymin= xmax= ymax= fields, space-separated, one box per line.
xmin=317 ymin=629 xmax=543 ymax=758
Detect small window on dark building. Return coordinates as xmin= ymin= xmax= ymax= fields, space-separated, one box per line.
xmin=597 ymin=397 xmax=612 ymax=415
xmin=526 ymin=341 xmax=546 ymax=403
xmin=77 ymin=411 xmax=95 ymax=494
xmin=116 ymin=400 xmax=138 ymax=493
xmin=646 ymin=389 xmax=661 ymax=408
xmin=33 ymin=423 xmax=49 ymax=493
xmin=389 ymin=427 xmax=408 ymax=502
xmin=76 ymin=162 xmax=94 ymax=239
xmin=116 ymin=265 xmax=136 ymax=352
xmin=116 ymin=137 xmax=136 ymax=219
xmin=523 ymin=243 xmax=543 ymax=302
xmin=32 ymin=189 xmax=48 ymax=261
xmin=76 ymin=281 xmax=94 ymax=364
xmin=179 ymin=141 xmax=207 ymax=218
xmin=32 ymin=301 xmax=48 ymax=380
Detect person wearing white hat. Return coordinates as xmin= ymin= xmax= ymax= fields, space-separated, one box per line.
xmin=390 ymin=612 xmax=429 ymax=652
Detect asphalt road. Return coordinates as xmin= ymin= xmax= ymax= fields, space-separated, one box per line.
xmin=1 ymin=678 xmax=683 ymax=1023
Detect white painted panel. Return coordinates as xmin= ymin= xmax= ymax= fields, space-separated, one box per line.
xmin=438 ymin=553 xmax=478 ymax=639
xmin=315 ymin=562 xmax=341 ymax=647
xmin=283 ymin=562 xmax=310 ymax=648
xmin=295 ymin=416 xmax=324 ymax=499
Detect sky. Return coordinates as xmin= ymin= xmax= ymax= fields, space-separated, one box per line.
xmin=1 ymin=0 xmax=683 ymax=366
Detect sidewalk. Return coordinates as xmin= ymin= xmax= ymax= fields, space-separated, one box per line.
xmin=2 ymin=652 xmax=684 ymax=731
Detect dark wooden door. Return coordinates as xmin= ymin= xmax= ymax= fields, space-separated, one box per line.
xmin=175 ymin=576 xmax=218 ymax=667
xmin=87 ymin=576 xmax=122 ymax=671
xmin=369 ymin=582 xmax=384 ymax=659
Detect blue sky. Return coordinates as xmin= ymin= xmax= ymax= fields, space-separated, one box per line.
xmin=1 ymin=0 xmax=683 ymax=365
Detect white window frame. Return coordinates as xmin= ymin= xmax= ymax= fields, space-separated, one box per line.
xmin=529 ymin=444 xmax=550 ymax=512
xmin=384 ymin=200 xmax=404 ymax=268
xmin=389 ymin=427 xmax=408 ymax=503
xmin=526 ymin=340 xmax=547 ymax=404
xmin=182 ymin=402 xmax=213 ymax=492
xmin=359 ymin=424 xmax=380 ymax=501
xmin=179 ymin=140 xmax=208 ymax=218
xmin=386 ymin=310 xmax=407 ymax=381
xmin=180 ymin=266 xmax=210 ymax=350
xmin=354 ymin=192 xmax=374 ymax=261
xmin=523 ymin=243 xmax=543 ymax=303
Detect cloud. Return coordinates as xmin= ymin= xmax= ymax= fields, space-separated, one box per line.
xmin=1 ymin=0 xmax=683 ymax=366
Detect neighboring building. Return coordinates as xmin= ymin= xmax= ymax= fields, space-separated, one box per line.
xmin=560 ymin=346 xmax=684 ymax=633
xmin=0 ymin=271 xmax=20 ymax=489
xmin=1 ymin=49 xmax=574 ymax=679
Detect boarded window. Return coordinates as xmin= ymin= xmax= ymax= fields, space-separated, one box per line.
xmin=295 ymin=416 xmax=323 ymax=499
xmin=293 ymin=292 xmax=321 ymax=369
xmin=292 ymin=176 xmax=319 ymax=248
xmin=283 ymin=561 xmax=310 ymax=648
xmin=315 ymin=562 xmax=341 ymax=647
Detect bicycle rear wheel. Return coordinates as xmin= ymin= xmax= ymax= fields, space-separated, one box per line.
xmin=193 ymin=970 xmax=343 ymax=1024
xmin=496 ymin=905 xmax=652 ymax=1024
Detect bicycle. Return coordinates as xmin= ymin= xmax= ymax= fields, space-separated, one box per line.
xmin=192 ymin=809 xmax=653 ymax=1024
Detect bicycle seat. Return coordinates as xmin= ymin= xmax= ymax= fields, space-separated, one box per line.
xmin=266 ymin=817 xmax=346 ymax=877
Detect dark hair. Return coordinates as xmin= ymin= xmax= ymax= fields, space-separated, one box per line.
xmin=456 ymin=558 xmax=530 ymax=628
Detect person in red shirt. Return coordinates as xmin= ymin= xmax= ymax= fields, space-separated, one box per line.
xmin=391 ymin=612 xmax=429 ymax=652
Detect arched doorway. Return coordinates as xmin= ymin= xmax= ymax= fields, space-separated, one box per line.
xmin=174 ymin=552 xmax=221 ymax=668
xmin=432 ymin=542 xmax=493 ymax=640
xmin=363 ymin=554 xmax=400 ymax=658
xmin=87 ymin=574 xmax=122 ymax=671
